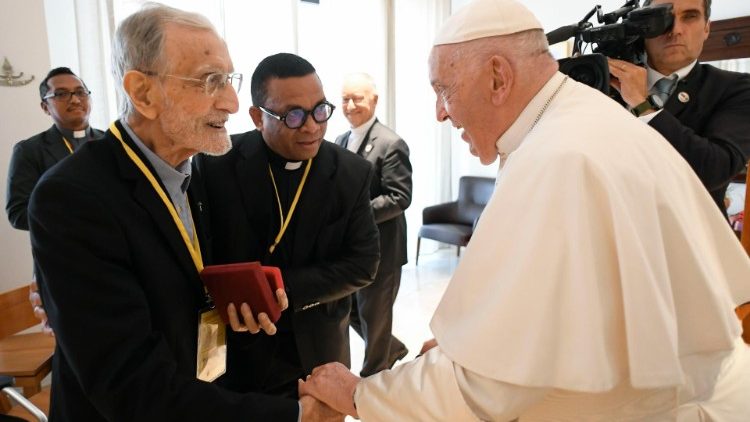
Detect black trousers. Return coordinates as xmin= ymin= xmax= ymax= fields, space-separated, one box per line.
xmin=349 ymin=267 xmax=408 ymax=376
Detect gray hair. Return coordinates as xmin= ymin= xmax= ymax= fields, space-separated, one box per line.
xmin=343 ymin=72 xmax=378 ymax=95
xmin=112 ymin=3 xmax=218 ymax=117
xmin=457 ymin=29 xmax=551 ymax=69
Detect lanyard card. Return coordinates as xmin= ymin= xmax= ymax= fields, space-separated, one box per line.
xmin=196 ymin=308 xmax=226 ymax=382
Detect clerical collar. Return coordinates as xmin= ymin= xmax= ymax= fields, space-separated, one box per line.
xmin=57 ymin=126 xmax=91 ymax=141
xmin=646 ymin=60 xmax=696 ymax=91
xmin=263 ymin=140 xmax=303 ymax=171
xmin=496 ymin=71 xmax=568 ymax=167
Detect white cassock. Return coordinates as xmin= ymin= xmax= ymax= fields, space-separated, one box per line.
xmin=354 ymin=72 xmax=750 ymax=421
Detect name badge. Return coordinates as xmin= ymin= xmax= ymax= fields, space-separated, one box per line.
xmin=196 ymin=308 xmax=226 ymax=382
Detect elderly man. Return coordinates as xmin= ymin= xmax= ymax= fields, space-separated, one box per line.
xmin=299 ymin=0 xmax=750 ymax=420
xmin=335 ymin=72 xmax=412 ymax=376
xmin=608 ymin=0 xmax=750 ymax=216
xmin=29 ymin=4 xmax=339 ymax=421
xmin=194 ymin=53 xmax=379 ymax=399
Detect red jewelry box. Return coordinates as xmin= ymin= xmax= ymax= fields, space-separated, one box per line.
xmin=200 ymin=262 xmax=284 ymax=324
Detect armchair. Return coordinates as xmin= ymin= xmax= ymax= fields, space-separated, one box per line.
xmin=416 ymin=176 xmax=495 ymax=264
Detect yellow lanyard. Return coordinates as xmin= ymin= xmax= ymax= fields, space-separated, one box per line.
xmin=62 ymin=137 xmax=74 ymax=154
xmin=109 ymin=122 xmax=204 ymax=272
xmin=267 ymin=159 xmax=312 ymax=254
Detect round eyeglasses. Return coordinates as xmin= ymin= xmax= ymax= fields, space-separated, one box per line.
xmin=43 ymin=88 xmax=91 ymax=102
xmin=258 ymin=101 xmax=335 ymax=129
xmin=142 ymin=71 xmax=243 ymax=96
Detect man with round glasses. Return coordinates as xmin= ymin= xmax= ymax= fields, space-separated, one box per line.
xmin=194 ymin=52 xmax=380 ymax=400
xmin=6 ymin=67 xmax=105 ymax=232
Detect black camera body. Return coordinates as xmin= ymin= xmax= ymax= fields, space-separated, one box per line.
xmin=547 ymin=0 xmax=674 ymax=94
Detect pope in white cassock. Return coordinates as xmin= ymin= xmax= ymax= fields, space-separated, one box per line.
xmin=299 ymin=0 xmax=750 ymax=420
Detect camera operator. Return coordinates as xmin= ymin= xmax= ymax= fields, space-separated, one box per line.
xmin=608 ymin=0 xmax=750 ymax=217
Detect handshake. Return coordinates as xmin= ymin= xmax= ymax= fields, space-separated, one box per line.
xmin=298 ymin=339 xmax=438 ymax=421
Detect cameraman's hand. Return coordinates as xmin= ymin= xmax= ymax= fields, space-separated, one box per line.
xmin=607 ymin=58 xmax=648 ymax=109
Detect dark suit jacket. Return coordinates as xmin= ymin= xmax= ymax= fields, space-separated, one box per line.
xmin=6 ymin=124 xmax=105 ymax=230
xmin=29 ymin=121 xmax=298 ymax=422
xmin=648 ymin=63 xmax=750 ymax=214
xmin=193 ymin=130 xmax=379 ymax=380
xmin=335 ymin=119 xmax=412 ymax=272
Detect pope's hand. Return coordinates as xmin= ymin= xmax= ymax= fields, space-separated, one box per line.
xmin=298 ymin=362 xmax=360 ymax=418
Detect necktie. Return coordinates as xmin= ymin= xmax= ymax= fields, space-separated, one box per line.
xmin=652 ymin=75 xmax=677 ymax=104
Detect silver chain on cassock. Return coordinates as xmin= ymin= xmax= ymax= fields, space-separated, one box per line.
xmin=529 ymin=76 xmax=569 ymax=132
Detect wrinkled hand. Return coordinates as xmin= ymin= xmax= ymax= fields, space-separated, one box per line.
xmin=607 ymin=58 xmax=649 ymax=108
xmin=29 ymin=281 xmax=53 ymax=336
xmin=419 ymin=338 xmax=438 ymax=355
xmin=298 ymin=362 xmax=360 ymax=418
xmin=299 ymin=395 xmax=345 ymax=422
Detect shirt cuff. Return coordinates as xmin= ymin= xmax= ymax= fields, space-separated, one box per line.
xmin=638 ymin=108 xmax=663 ymax=123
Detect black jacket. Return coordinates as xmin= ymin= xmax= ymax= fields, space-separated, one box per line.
xmin=648 ymin=63 xmax=750 ymax=214
xmin=6 ymin=124 xmax=105 ymax=230
xmin=193 ymin=130 xmax=379 ymax=391
xmin=30 ymin=121 xmax=298 ymax=421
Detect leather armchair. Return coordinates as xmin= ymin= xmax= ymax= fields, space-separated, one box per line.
xmin=416 ymin=176 xmax=495 ymax=264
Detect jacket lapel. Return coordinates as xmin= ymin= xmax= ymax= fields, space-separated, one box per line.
xmin=235 ymin=131 xmax=274 ymax=253
xmin=41 ymin=126 xmax=72 ymax=163
xmin=665 ymin=64 xmax=702 ymax=119
xmin=291 ymin=142 xmax=336 ymax=263
xmin=335 ymin=131 xmax=350 ymax=148
xmin=357 ymin=119 xmax=379 ymax=157
xmin=111 ymin=120 xmax=204 ymax=293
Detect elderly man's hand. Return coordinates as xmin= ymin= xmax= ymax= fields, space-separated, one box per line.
xmin=607 ymin=58 xmax=649 ymax=109
xmin=299 ymin=395 xmax=345 ymax=422
xmin=29 ymin=281 xmax=53 ymax=336
xmin=298 ymin=362 xmax=360 ymax=418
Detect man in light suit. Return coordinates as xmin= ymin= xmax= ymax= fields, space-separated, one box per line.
xmin=194 ymin=54 xmax=380 ymax=398
xmin=608 ymin=0 xmax=750 ymax=216
xmin=335 ymin=73 xmax=412 ymax=376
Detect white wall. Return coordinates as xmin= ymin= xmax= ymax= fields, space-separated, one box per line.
xmin=0 ymin=0 xmax=51 ymax=293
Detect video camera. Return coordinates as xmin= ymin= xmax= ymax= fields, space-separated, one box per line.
xmin=546 ymin=0 xmax=674 ymax=94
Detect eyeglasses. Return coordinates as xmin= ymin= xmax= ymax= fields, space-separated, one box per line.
xmin=143 ymin=71 xmax=243 ymax=96
xmin=342 ymin=95 xmax=366 ymax=105
xmin=43 ymin=88 xmax=91 ymax=102
xmin=258 ymin=101 xmax=335 ymax=129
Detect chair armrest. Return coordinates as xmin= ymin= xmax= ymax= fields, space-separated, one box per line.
xmin=423 ymin=201 xmax=459 ymax=224
xmin=0 ymin=375 xmax=48 ymax=422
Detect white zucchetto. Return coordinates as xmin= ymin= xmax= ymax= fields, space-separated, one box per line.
xmin=433 ymin=0 xmax=543 ymax=46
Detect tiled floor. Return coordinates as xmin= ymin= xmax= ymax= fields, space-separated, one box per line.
xmin=349 ymin=247 xmax=458 ymax=377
